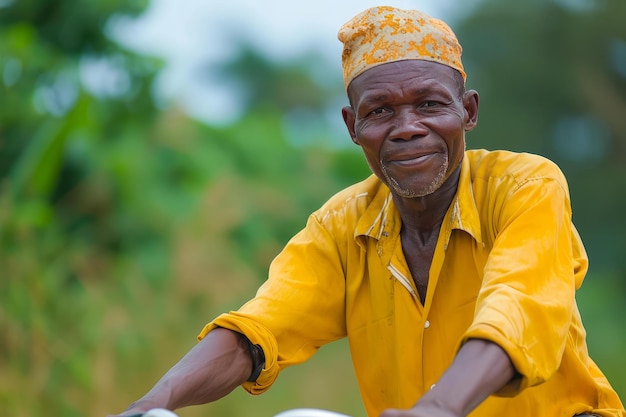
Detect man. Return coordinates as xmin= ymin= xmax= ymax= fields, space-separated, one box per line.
xmin=109 ymin=6 xmax=625 ymax=417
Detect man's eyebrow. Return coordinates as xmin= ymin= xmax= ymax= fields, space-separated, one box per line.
xmin=359 ymin=89 xmax=391 ymax=101
xmin=409 ymin=83 xmax=453 ymax=97
xmin=356 ymin=92 xmax=392 ymax=108
xmin=362 ymin=94 xmax=388 ymax=103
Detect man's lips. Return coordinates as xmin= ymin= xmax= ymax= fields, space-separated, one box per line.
xmin=388 ymin=152 xmax=439 ymax=166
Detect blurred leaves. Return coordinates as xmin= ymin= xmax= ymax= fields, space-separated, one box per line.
xmin=0 ymin=0 xmax=148 ymax=54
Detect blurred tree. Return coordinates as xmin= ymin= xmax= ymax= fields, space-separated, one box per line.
xmin=455 ymin=0 xmax=626 ymax=274
xmin=212 ymin=44 xmax=335 ymax=113
xmin=0 ymin=0 xmax=165 ymax=271
xmin=0 ymin=1 xmax=169 ymax=416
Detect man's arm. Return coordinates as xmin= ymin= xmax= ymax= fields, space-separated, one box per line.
xmin=107 ymin=327 xmax=254 ymax=416
xmin=381 ymin=338 xmax=516 ymax=417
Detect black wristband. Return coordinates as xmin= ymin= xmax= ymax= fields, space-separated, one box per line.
xmin=245 ymin=339 xmax=265 ymax=382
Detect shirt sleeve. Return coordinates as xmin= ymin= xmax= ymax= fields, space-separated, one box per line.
xmin=198 ymin=213 xmax=348 ymax=395
xmin=461 ymin=173 xmax=579 ymax=395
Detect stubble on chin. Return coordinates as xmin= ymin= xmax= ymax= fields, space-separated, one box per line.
xmin=381 ymin=155 xmax=449 ymax=198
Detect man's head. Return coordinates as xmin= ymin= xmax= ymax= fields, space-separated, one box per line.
xmin=338 ymin=7 xmax=478 ymax=199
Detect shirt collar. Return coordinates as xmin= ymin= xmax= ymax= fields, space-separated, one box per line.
xmin=354 ymin=155 xmax=483 ymax=245
xmin=445 ymin=156 xmax=483 ymax=245
xmin=354 ymin=178 xmax=397 ymax=241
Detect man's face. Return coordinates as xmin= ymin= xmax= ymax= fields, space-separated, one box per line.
xmin=342 ymin=60 xmax=478 ymax=198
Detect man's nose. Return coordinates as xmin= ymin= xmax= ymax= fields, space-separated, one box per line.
xmin=390 ymin=109 xmax=428 ymax=141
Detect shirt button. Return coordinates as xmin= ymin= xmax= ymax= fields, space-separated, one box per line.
xmin=424 ymin=320 xmax=431 ymax=329
xmin=430 ymin=384 xmax=437 ymax=390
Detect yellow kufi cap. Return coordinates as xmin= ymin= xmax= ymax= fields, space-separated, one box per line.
xmin=338 ymin=6 xmax=466 ymax=89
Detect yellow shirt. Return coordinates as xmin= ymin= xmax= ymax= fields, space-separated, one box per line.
xmin=198 ymin=149 xmax=625 ymax=417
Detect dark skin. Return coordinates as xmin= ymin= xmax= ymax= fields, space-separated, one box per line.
xmin=109 ymin=60 xmax=515 ymax=417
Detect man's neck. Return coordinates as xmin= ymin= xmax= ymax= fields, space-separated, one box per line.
xmin=392 ymin=163 xmax=461 ymax=233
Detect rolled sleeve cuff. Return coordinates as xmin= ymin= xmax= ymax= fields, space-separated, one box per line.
xmin=197 ymin=312 xmax=280 ymax=395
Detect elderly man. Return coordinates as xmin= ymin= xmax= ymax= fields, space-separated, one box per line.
xmin=109 ymin=6 xmax=625 ymax=417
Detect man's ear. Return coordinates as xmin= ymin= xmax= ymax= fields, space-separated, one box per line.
xmin=463 ymin=89 xmax=479 ymax=132
xmin=341 ymin=105 xmax=360 ymax=145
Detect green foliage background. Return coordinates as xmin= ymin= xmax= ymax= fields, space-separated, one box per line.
xmin=0 ymin=1 xmax=624 ymax=416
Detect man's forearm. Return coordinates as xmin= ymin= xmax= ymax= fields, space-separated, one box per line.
xmin=416 ymin=338 xmax=516 ymax=416
xmin=380 ymin=338 xmax=516 ymax=417
xmin=119 ymin=328 xmax=253 ymax=414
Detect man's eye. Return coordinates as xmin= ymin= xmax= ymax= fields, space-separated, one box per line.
xmin=370 ymin=107 xmax=387 ymax=115
xmin=421 ymin=101 xmax=439 ymax=108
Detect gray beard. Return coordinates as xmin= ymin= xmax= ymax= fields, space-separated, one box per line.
xmin=381 ymin=155 xmax=449 ymax=198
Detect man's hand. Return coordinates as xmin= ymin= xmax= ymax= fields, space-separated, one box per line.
xmin=381 ymin=405 xmax=458 ymax=417
xmin=106 ymin=400 xmax=163 ymax=417
xmin=107 ymin=408 xmax=178 ymax=417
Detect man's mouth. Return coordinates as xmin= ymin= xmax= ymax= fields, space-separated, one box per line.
xmin=390 ymin=152 xmax=437 ymax=167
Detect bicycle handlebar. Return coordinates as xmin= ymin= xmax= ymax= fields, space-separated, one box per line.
xmin=127 ymin=409 xmax=178 ymax=417
xmin=128 ymin=406 xmax=352 ymax=417
xmin=274 ymin=408 xmax=353 ymax=417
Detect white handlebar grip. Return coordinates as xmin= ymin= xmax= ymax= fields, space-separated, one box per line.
xmin=142 ymin=409 xmax=179 ymax=417
xmin=274 ymin=408 xmax=352 ymax=417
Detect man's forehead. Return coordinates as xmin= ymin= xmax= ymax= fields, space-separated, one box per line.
xmin=349 ymin=60 xmax=460 ymax=95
